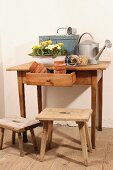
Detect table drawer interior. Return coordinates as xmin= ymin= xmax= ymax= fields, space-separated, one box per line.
xmin=26 ymin=72 xmax=76 ymax=87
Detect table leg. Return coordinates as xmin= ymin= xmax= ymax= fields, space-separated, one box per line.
xmin=37 ymin=86 xmax=43 ymax=127
xmin=91 ymin=71 xmax=97 ymax=149
xmin=37 ymin=86 xmax=42 ymax=113
xmin=17 ymin=71 xmax=28 ymax=143
xmin=98 ymin=73 xmax=103 ymax=131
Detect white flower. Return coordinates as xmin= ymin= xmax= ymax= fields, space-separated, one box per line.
xmin=46 ymin=44 xmax=55 ymax=50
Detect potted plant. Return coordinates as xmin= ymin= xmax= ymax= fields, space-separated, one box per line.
xmin=29 ymin=40 xmax=67 ymax=65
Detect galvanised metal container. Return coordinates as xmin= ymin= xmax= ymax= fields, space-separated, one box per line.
xmin=39 ymin=35 xmax=79 ymax=55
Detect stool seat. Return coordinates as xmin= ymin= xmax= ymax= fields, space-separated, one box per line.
xmin=0 ymin=117 xmax=39 ymax=157
xmin=36 ymin=108 xmax=92 ymax=121
xmin=0 ymin=117 xmax=40 ymax=132
xmin=36 ymin=108 xmax=93 ymax=166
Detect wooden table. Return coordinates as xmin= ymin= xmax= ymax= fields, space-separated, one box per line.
xmin=7 ymin=61 xmax=110 ymax=148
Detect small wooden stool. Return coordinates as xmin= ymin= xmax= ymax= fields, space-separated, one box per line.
xmin=0 ymin=117 xmax=39 ymax=156
xmin=36 ymin=108 xmax=93 ymax=166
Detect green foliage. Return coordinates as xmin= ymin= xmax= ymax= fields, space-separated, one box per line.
xmin=29 ymin=40 xmax=67 ymax=57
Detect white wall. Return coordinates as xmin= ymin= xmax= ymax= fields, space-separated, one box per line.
xmin=0 ymin=1 xmax=5 ymax=118
xmin=0 ymin=36 xmax=5 ymax=118
xmin=1 ymin=0 xmax=113 ymax=126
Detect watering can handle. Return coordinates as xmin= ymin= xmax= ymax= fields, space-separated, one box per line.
xmin=78 ymin=32 xmax=94 ymax=44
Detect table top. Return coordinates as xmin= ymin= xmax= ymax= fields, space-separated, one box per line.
xmin=6 ymin=61 xmax=111 ymax=71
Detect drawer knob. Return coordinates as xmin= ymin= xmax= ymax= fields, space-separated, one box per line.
xmin=47 ymin=79 xmax=51 ymax=82
xmin=46 ymin=79 xmax=54 ymax=85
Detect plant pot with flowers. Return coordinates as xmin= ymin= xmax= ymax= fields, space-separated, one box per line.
xmin=29 ymin=40 xmax=67 ymax=66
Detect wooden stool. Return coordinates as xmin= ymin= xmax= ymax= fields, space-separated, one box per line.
xmin=0 ymin=117 xmax=39 ymax=156
xmin=36 ymin=108 xmax=93 ymax=166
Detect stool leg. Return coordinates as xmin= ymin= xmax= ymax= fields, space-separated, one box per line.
xmin=78 ymin=122 xmax=88 ymax=166
xmin=84 ymin=122 xmax=92 ymax=153
xmin=30 ymin=129 xmax=38 ymax=152
xmin=23 ymin=131 xmax=28 ymax=143
xmin=18 ymin=132 xmax=25 ymax=157
xmin=40 ymin=121 xmax=48 ymax=161
xmin=0 ymin=128 xmax=4 ymax=150
xmin=47 ymin=121 xmax=53 ymax=149
xmin=12 ymin=132 xmax=16 ymax=144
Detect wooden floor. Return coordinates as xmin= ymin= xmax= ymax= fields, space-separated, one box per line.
xmin=0 ymin=126 xmax=113 ymax=170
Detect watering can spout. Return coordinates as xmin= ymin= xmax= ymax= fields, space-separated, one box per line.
xmin=95 ymin=40 xmax=112 ymax=61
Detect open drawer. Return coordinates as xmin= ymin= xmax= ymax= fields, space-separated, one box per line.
xmin=26 ymin=72 xmax=76 ymax=87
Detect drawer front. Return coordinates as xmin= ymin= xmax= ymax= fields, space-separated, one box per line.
xmin=26 ymin=72 xmax=76 ymax=87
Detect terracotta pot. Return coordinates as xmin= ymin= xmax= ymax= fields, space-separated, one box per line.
xmin=54 ymin=60 xmax=66 ymax=74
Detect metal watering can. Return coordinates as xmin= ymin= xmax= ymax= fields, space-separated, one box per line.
xmin=78 ymin=32 xmax=112 ymax=64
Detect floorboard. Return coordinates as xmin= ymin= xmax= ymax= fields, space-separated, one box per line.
xmin=0 ymin=126 xmax=113 ymax=170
